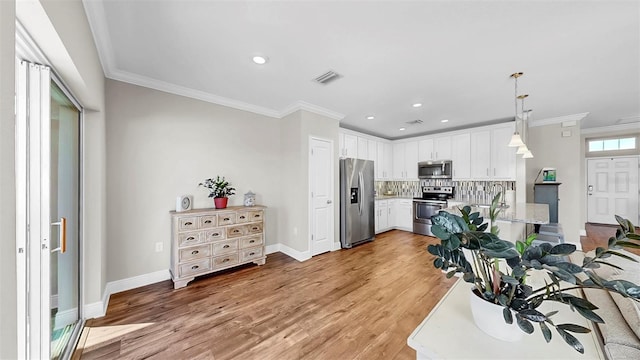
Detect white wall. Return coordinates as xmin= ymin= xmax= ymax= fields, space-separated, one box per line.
xmin=0 ymin=1 xmax=17 ymax=357
xmin=105 ymin=79 xmax=284 ymax=281
xmin=526 ymin=123 xmax=582 ymax=245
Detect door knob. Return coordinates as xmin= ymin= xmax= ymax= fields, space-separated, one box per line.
xmin=327 ymin=200 xmax=332 ymax=204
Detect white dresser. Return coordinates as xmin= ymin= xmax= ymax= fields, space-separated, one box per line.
xmin=169 ymin=205 xmax=266 ymax=289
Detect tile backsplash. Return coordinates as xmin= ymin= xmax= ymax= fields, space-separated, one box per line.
xmin=376 ymin=179 xmax=515 ymax=203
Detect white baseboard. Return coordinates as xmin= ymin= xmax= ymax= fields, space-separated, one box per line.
xmin=265 ymin=243 xmax=311 ymax=261
xmin=331 ymin=242 xmax=341 ymax=251
xmin=265 ymin=244 xmax=279 ymax=255
xmin=84 ymin=269 xmax=171 ymax=319
xmin=580 ymin=229 xmax=587 ymax=236
xmin=54 ymin=307 xmax=78 ymax=330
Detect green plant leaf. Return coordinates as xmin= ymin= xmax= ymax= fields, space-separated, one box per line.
xmin=433 ymin=258 xmax=444 ymax=269
xmin=556 ymin=328 xmax=585 ymax=354
xmin=540 ymin=322 xmax=552 ymax=343
xmin=516 ymin=314 xmax=534 ymax=334
xmin=574 ymin=307 xmax=604 ymax=323
xmin=553 ymin=262 xmax=583 ymax=274
xmin=519 ymin=309 xmax=546 ymax=322
xmin=557 ymin=324 xmax=591 ymax=333
xmin=607 ymin=250 xmax=639 ymax=262
xmin=503 ymin=307 xmax=513 ymax=324
xmin=431 ymin=225 xmax=451 ymax=241
xmin=445 ymin=270 xmax=457 ymax=278
xmin=616 ymin=241 xmax=640 ymax=249
xmin=549 ymin=243 xmax=576 ymax=255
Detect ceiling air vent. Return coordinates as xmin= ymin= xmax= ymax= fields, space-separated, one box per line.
xmin=405 ymin=119 xmax=424 ymax=125
xmin=313 ymin=70 xmax=342 ymax=85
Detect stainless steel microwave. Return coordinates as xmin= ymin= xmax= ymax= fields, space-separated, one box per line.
xmin=418 ymin=160 xmax=452 ymax=179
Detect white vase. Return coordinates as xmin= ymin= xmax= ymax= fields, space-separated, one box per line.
xmin=469 ymin=288 xmax=524 ymax=342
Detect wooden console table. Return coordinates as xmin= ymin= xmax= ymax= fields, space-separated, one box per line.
xmin=407 ymin=278 xmax=605 ymax=359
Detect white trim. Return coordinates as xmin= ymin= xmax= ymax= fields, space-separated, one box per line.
xmin=53 ymin=307 xmax=78 ymax=330
xmin=105 ymin=269 xmax=171 ymax=297
xmin=265 ymin=244 xmax=280 ymax=255
xmin=15 ymin=21 xmax=50 ymax=65
xmin=278 ymin=243 xmax=312 ymax=262
xmin=331 ymin=242 xmax=342 ymax=251
xmin=580 ymin=229 xmax=587 ymax=237
xmin=281 ymin=101 xmax=345 ymax=121
xmin=529 ymin=112 xmax=589 ymax=127
xmin=81 ymin=0 xmax=114 ymax=79
xmin=582 ymin=122 xmax=640 ymax=135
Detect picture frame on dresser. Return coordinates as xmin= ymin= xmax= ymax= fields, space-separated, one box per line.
xmin=169 ymin=205 xmax=267 ymax=289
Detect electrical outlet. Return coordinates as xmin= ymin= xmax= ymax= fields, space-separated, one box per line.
xmin=155 ymin=242 xmax=163 ymax=252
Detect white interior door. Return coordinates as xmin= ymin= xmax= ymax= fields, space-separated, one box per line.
xmin=587 ymin=157 xmax=639 ymax=225
xmin=310 ymin=137 xmax=334 ymax=256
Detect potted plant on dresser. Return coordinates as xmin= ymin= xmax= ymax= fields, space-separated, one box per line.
xmin=199 ymin=176 xmax=236 ymax=209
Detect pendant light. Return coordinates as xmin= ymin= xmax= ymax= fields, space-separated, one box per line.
xmin=508 ymin=72 xmax=525 ymax=147
xmin=519 ymin=95 xmax=534 ymax=159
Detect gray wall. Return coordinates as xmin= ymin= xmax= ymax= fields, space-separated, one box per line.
xmin=526 ymin=123 xmax=582 ymax=245
xmin=0 ymin=1 xmax=17 ymax=357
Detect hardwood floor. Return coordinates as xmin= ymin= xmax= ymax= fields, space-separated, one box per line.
xmin=76 ymin=223 xmax=635 ymax=359
xmin=76 ymin=230 xmax=457 ymax=359
xmin=581 ymin=222 xmax=640 ymax=255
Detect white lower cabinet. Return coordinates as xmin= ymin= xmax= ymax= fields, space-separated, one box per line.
xmin=375 ymin=198 xmax=413 ymax=234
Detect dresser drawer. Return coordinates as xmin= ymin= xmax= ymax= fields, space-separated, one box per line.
xmin=179 ymin=244 xmax=210 ymax=262
xmin=239 ymin=234 xmax=263 ymax=249
xmin=240 ymin=246 xmax=264 ymax=262
xmin=227 ymin=225 xmax=247 ymax=238
xmin=247 ymin=223 xmax=263 ymax=234
xmin=212 ymin=253 xmax=239 ymax=268
xmin=179 ymin=258 xmax=211 ymax=277
xmin=178 ymin=231 xmax=202 ymax=247
xmin=248 ymin=210 xmax=263 ymax=222
xmin=212 ymin=239 xmax=238 ymax=255
xmin=236 ymin=212 xmax=250 ymax=223
xmin=204 ymin=228 xmax=225 ymax=242
xmin=178 ymin=217 xmax=199 ymax=231
xmin=218 ymin=213 xmax=237 ymax=226
xmin=199 ymin=215 xmax=217 ymax=228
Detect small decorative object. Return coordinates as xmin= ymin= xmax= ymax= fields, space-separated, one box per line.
xmin=244 ymin=191 xmax=256 ymax=207
xmin=198 ymin=176 xmax=236 ymax=209
xmin=542 ymin=167 xmax=557 ymax=182
xmin=427 ymin=194 xmax=640 ymax=354
xmin=175 ymin=195 xmax=193 ymax=212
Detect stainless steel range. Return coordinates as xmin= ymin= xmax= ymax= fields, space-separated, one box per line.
xmin=413 ymin=186 xmax=455 ymax=236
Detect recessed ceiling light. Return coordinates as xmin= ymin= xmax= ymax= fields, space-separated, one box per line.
xmin=252 ymin=55 xmax=268 ymax=65
xmin=441 ymin=119 xmax=449 ymax=123
xmin=399 ymin=127 xmax=406 ymax=131
xmin=367 ymin=116 xmax=375 ymax=120
xmin=412 ymin=103 xmax=422 ymax=108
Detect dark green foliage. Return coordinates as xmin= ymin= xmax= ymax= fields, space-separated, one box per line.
xmin=427 ymin=209 xmax=640 ymax=353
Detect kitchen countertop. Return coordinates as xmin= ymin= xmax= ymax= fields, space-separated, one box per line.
xmin=375 ymin=195 xmax=415 ymax=200
xmin=443 ymin=202 xmax=549 ymax=224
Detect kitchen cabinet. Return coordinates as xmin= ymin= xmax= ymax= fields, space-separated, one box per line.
xmin=418 ymin=136 xmax=451 ymax=161
xmin=376 ymin=141 xmax=392 ymax=180
xmin=470 ymin=125 xmax=515 ymax=180
xmin=396 ymin=199 xmax=413 ymax=231
xmin=357 ymin=136 xmax=368 ymax=160
xmin=393 ymin=141 xmax=418 ymax=180
xmin=451 ymin=133 xmax=471 ymax=180
xmin=387 ymin=199 xmax=397 ymax=229
xmin=375 ymin=200 xmax=389 ymax=233
xmin=367 ymin=139 xmax=377 ymax=162
xmin=339 ymin=132 xmax=358 ymax=158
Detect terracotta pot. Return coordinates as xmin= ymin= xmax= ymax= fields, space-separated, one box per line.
xmin=469 ymin=288 xmax=523 ymax=342
xmin=214 ymin=197 xmax=228 ymax=209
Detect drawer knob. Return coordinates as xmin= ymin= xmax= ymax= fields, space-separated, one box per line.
xmin=223 ymin=217 xmax=230 ymax=221
xmin=254 ymin=214 xmax=260 ymax=218
xmin=252 ymin=227 xmax=258 ymax=230
xmin=240 ymin=216 xmax=246 ymax=219
xmin=222 ymin=258 xmax=229 ymax=263
xmin=212 ymin=233 xmax=219 ymax=237
xmin=204 ymin=220 xmax=212 ymax=224
xmin=191 ymin=265 xmax=199 ymax=270
xmin=249 ymin=240 xmax=255 ymax=243
xmin=233 ymin=230 xmax=239 ymax=233
xmin=249 ymin=252 xmax=255 ymax=256
xmin=191 ymin=250 xmax=199 ymax=255
xmin=185 ymin=221 xmax=193 ymax=226
xmin=223 ymin=245 xmax=230 ymax=249
xmin=187 ymin=237 xmax=195 ymax=241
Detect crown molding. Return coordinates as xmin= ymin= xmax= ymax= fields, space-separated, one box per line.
xmin=82 ymin=0 xmax=114 ymax=78
xmin=528 ymin=112 xmax=589 ymax=127
xmin=581 ymin=122 xmax=640 ymax=135
xmin=280 ymin=101 xmax=345 ymax=120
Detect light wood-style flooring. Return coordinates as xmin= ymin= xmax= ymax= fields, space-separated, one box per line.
xmin=75 ymin=224 xmax=631 ymax=359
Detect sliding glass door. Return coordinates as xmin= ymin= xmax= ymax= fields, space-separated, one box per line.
xmin=49 ymin=79 xmax=82 ymax=359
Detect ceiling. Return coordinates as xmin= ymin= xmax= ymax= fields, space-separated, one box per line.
xmin=83 ymin=1 xmax=640 ymax=140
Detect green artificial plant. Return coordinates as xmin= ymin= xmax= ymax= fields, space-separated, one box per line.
xmin=198 ymin=176 xmax=236 ymax=198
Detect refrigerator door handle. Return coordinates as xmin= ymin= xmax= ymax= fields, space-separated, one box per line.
xmin=358 ymin=171 xmax=364 ymax=215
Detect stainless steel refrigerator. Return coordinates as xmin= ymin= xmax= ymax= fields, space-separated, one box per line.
xmin=340 ymin=158 xmax=375 ymax=248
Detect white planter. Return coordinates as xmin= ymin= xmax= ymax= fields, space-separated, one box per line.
xmin=469 ymin=288 xmax=523 ymax=342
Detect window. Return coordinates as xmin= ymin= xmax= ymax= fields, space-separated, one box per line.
xmin=588 ymin=137 xmax=636 ymax=152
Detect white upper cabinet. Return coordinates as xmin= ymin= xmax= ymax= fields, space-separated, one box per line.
xmin=490 ymin=125 xmax=517 ymax=180
xmin=367 ymin=139 xmax=377 ymax=162
xmin=418 ymin=136 xmax=451 ymax=161
xmin=376 ymin=141 xmax=393 ymax=180
xmin=339 ymin=133 xmax=358 ymax=158
xmin=451 ymin=133 xmax=471 ymax=180
xmin=357 ymin=136 xmax=369 ymax=160
xmin=470 ymin=130 xmax=492 ymax=179
xmin=393 ymin=141 xmax=419 ymax=180
xmin=470 ymin=125 xmax=516 ymax=180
